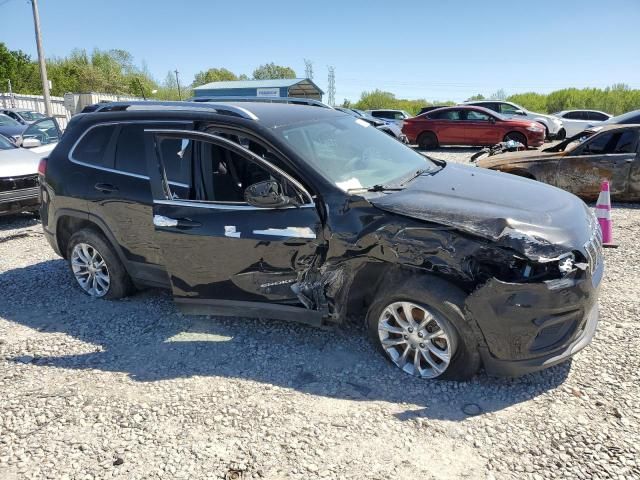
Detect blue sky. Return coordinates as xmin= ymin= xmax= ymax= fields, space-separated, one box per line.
xmin=2 ymin=0 xmax=639 ymax=102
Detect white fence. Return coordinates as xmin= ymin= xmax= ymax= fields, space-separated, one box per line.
xmin=1 ymin=92 xmax=70 ymax=129
xmin=0 ymin=92 xmax=145 ymax=130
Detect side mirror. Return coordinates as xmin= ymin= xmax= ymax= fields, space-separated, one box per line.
xmin=21 ymin=137 xmax=42 ymax=148
xmin=488 ymin=117 xmax=496 ymax=123
xmin=514 ymin=109 xmax=526 ymax=116
xmin=245 ymin=180 xmax=292 ymax=208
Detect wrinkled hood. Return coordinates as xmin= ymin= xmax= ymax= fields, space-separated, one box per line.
xmin=368 ymin=162 xmax=594 ymax=261
xmin=0 ymin=147 xmax=41 ymax=177
xmin=476 ymin=149 xmax=564 ymax=168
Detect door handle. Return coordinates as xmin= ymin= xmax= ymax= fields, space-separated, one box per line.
xmin=153 ymin=215 xmax=178 ymax=227
xmin=94 ymin=183 xmax=119 ymax=193
xmin=153 ymin=215 xmax=201 ymax=229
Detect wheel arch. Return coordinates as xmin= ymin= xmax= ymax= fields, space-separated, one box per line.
xmin=55 ymin=210 xmax=128 ymax=267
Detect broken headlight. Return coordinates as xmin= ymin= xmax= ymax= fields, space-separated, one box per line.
xmin=466 ymin=250 xmax=579 ymax=284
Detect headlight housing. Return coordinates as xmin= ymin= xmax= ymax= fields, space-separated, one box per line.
xmin=526 ymin=125 xmax=543 ymax=132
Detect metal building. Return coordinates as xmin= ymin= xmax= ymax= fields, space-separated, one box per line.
xmin=192 ymin=78 xmax=324 ymax=101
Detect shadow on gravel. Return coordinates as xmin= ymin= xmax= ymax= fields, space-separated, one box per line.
xmin=1 ymin=260 xmax=570 ymax=421
xmin=0 ymin=212 xmax=40 ymax=232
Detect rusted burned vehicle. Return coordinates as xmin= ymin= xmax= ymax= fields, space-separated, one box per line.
xmin=40 ymin=101 xmax=603 ymax=380
xmin=477 ymin=124 xmax=640 ymax=201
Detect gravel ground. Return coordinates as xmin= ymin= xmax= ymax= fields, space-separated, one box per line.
xmin=1 ymin=148 xmax=639 ymax=480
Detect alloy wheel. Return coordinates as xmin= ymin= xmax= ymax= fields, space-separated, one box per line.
xmin=377 ymin=301 xmax=455 ymax=378
xmin=71 ymin=242 xmax=110 ymax=297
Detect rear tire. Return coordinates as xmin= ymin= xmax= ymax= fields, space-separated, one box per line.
xmin=417 ymin=131 xmax=438 ymax=150
xmin=504 ymin=131 xmax=527 ymax=148
xmin=366 ymin=275 xmax=481 ymax=381
xmin=556 ymin=128 xmax=566 ymax=140
xmin=67 ymin=229 xmax=134 ymax=300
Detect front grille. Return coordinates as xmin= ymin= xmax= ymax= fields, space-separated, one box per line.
xmin=583 ymin=216 xmax=603 ymax=275
xmin=0 ymin=174 xmax=39 ymax=192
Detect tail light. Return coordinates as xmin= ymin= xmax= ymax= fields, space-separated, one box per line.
xmin=38 ymin=157 xmax=48 ymax=176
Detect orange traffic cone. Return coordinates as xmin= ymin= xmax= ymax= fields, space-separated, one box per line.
xmin=595 ymin=180 xmax=618 ymax=248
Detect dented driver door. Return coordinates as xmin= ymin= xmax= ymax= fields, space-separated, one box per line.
xmin=555 ymin=130 xmax=637 ymax=200
xmin=144 ymin=129 xmax=326 ymax=323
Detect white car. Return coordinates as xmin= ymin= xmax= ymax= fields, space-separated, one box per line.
xmin=364 ymin=109 xmax=412 ymax=127
xmin=552 ymin=110 xmax=611 ymax=138
xmin=464 ymin=100 xmax=564 ymax=140
xmin=0 ymin=134 xmax=43 ymax=216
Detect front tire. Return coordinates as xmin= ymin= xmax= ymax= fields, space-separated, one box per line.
xmin=366 ymin=276 xmax=481 ymax=381
xmin=67 ymin=229 xmax=133 ymax=299
xmin=504 ymin=131 xmax=527 ymax=148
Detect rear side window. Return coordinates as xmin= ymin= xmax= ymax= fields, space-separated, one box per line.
xmin=114 ymin=125 xmax=146 ymax=176
xmin=587 ymin=112 xmax=609 ymax=122
xmin=72 ymin=125 xmax=116 ymax=167
xmin=114 ymin=124 xmax=192 ymax=184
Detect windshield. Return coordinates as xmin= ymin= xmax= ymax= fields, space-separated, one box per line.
xmin=274 ymin=116 xmax=439 ymax=191
xmin=0 ymin=134 xmax=16 ymax=150
xmin=604 ymin=109 xmax=640 ymax=124
xmin=0 ymin=114 xmax=21 ymax=126
xmin=17 ymin=110 xmax=46 ymax=121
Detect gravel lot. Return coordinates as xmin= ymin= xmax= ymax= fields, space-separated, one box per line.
xmin=1 ymin=148 xmax=639 ymax=480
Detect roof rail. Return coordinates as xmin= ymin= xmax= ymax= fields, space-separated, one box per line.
xmin=81 ymin=101 xmax=258 ymax=120
xmin=188 ymin=96 xmax=333 ymax=109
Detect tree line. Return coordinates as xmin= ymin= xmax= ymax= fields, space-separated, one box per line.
xmin=2 ymin=42 xmax=639 ymax=115
xmin=351 ymin=85 xmax=640 ymax=116
xmin=0 ymin=42 xmax=296 ymax=100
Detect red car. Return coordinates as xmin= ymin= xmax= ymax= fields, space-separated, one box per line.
xmin=402 ymin=106 xmax=545 ymax=149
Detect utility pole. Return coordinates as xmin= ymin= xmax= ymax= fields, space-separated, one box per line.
xmin=174 ymin=69 xmax=182 ymax=100
xmin=30 ymin=0 xmax=52 ymax=116
xmin=7 ymin=79 xmax=16 ymax=108
xmin=327 ymin=66 xmax=335 ymax=107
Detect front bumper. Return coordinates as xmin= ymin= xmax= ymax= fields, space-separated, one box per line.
xmin=466 ymin=261 xmax=602 ymax=377
xmin=0 ymin=187 xmax=40 ymax=216
xmin=480 ymin=304 xmax=598 ymax=376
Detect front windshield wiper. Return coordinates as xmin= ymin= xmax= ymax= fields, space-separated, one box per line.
xmin=398 ymin=168 xmax=431 ymax=186
xmin=366 ymin=184 xmax=404 ymax=192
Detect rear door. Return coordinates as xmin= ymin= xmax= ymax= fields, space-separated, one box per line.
xmin=555 ymin=129 xmax=638 ymax=199
xmin=431 ymin=109 xmax=466 ymax=144
xmin=144 ymin=129 xmax=326 ymax=322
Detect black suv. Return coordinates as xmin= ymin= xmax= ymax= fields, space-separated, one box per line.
xmin=40 ymin=101 xmax=603 ymax=380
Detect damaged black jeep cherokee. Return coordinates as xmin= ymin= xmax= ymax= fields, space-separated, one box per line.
xmin=39 ymin=101 xmax=603 ymax=380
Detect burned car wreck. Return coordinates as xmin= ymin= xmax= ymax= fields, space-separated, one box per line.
xmin=40 ymin=102 xmax=603 ymax=380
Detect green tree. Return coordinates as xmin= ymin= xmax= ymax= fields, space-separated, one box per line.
xmin=192 ymin=67 xmax=238 ymax=87
xmin=0 ymin=42 xmax=40 ymax=93
xmin=466 ymin=94 xmax=485 ymax=101
xmin=252 ymin=62 xmax=296 ymax=80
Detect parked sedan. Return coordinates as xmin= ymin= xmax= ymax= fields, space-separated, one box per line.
xmin=333 ymin=107 xmax=408 ymax=142
xmin=364 ymin=109 xmax=412 ymax=127
xmin=0 ymin=114 xmax=61 ymax=150
xmin=465 ymin=100 xmax=564 ymax=139
xmin=476 ymin=124 xmax=640 ymax=201
xmin=553 ymin=110 xmax=611 ymax=137
xmin=0 ymin=108 xmax=46 ymax=125
xmin=0 ymin=133 xmax=41 ymax=216
xmin=0 ymin=113 xmax=27 ymax=140
xmin=402 ymin=106 xmax=545 ymax=149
